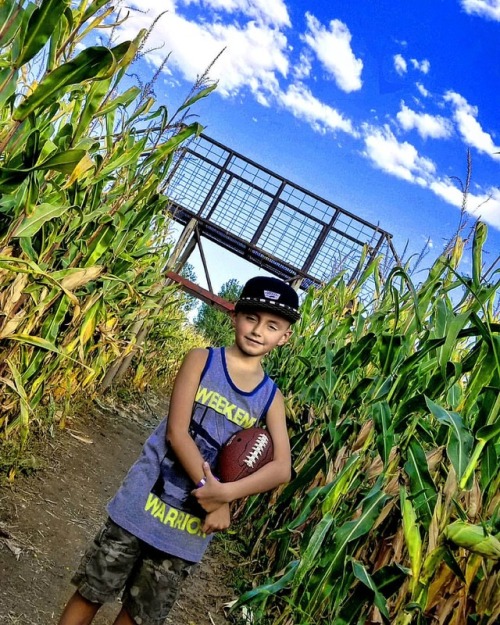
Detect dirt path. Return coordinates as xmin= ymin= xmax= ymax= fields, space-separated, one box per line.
xmin=0 ymin=393 xmax=238 ymax=625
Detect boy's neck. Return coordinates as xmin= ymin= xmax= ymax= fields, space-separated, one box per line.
xmin=225 ymin=344 xmax=265 ymax=369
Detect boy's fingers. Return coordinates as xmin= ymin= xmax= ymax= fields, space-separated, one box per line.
xmin=203 ymin=461 xmax=212 ymax=477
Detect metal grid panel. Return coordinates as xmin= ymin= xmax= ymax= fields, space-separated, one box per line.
xmin=336 ymin=212 xmax=381 ymax=246
xmin=280 ymin=184 xmax=336 ymax=225
xmin=190 ymin=135 xmax=229 ymax=166
xmin=309 ymin=230 xmax=363 ymax=281
xmin=206 ymin=178 xmax=272 ymax=239
xmin=165 ymin=133 xmax=398 ymax=288
xmin=167 ymin=156 xmax=219 ymax=213
xmin=258 ymin=203 xmax=323 ymax=269
xmin=228 ymin=156 xmax=282 ymax=195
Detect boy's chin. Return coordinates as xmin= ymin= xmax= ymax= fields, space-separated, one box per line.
xmin=236 ymin=340 xmax=267 ymax=356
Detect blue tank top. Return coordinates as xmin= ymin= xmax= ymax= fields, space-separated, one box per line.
xmin=107 ymin=347 xmax=277 ymax=563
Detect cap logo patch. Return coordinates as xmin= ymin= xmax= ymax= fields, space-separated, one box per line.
xmin=264 ymin=290 xmax=281 ymax=300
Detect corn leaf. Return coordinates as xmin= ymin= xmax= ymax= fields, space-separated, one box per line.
xmin=0 ymin=67 xmax=18 ymax=108
xmin=80 ymin=0 xmax=112 ymax=23
xmin=425 ymin=396 xmax=473 ymax=482
xmin=14 ymin=0 xmax=70 ymax=68
xmin=13 ymin=45 xmax=115 ymax=121
xmin=2 ymin=359 xmax=31 ymax=443
xmin=404 ymin=438 xmax=437 ymax=529
xmin=372 ymin=400 xmax=393 ymax=467
xmin=328 ymin=484 xmax=390 ymax=575
xmin=445 ymin=521 xmax=500 ymax=559
xmin=176 ymin=83 xmax=218 ymax=112
xmin=12 ymin=203 xmax=72 ymax=237
xmin=83 ymin=225 xmax=116 ymax=266
xmin=0 ymin=1 xmax=23 ymax=48
xmin=235 ymin=560 xmax=299 ymax=605
xmin=293 ymin=512 xmax=334 ymax=587
xmin=351 ymin=560 xmax=390 ymax=622
xmin=97 ymin=86 xmax=141 ymax=116
xmin=7 ymin=333 xmax=93 ymax=371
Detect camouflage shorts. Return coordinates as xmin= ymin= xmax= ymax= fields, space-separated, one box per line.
xmin=72 ymin=518 xmax=194 ymax=625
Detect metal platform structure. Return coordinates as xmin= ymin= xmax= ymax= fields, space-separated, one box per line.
xmin=164 ymin=132 xmax=399 ymax=298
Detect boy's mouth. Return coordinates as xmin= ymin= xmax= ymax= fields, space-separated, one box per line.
xmin=245 ymin=336 xmax=263 ymax=346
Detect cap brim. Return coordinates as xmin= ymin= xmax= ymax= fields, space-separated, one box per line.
xmin=235 ymin=299 xmax=300 ymax=323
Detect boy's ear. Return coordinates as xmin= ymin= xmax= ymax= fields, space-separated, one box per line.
xmin=277 ymin=327 xmax=292 ymax=346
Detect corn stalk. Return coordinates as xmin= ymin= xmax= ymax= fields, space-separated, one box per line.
xmin=0 ymin=0 xmax=215 ymax=457
xmin=238 ymin=227 xmax=500 ymax=624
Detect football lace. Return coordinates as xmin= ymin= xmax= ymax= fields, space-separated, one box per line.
xmin=244 ymin=434 xmax=269 ymax=468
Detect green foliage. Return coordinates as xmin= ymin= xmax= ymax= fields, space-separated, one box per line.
xmin=133 ymin=315 xmax=206 ymax=394
xmin=194 ymin=278 xmax=241 ymax=346
xmin=236 ymin=231 xmax=500 ymax=624
xmin=0 ymin=0 xmax=216 ymax=464
xmin=178 ymin=262 xmax=199 ymax=314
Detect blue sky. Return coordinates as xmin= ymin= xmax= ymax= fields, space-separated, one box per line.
xmin=116 ymin=0 xmax=500 ymax=292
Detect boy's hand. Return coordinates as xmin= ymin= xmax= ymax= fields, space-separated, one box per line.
xmin=202 ymin=503 xmax=231 ymax=535
xmin=192 ymin=462 xmax=228 ymax=513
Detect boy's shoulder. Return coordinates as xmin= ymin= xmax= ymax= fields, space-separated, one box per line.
xmin=177 ymin=348 xmax=211 ymax=378
xmin=188 ymin=346 xmax=211 ymax=356
xmin=184 ymin=347 xmax=210 ymax=362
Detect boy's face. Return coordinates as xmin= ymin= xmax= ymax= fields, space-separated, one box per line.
xmin=231 ymin=310 xmax=292 ymax=357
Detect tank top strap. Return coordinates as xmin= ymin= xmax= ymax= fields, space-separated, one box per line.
xmin=198 ymin=347 xmax=276 ymax=423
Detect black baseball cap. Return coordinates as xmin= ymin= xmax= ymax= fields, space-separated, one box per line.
xmin=234 ymin=276 xmax=300 ymax=323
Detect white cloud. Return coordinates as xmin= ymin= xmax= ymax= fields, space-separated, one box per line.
xmin=410 ymin=58 xmax=430 ymax=74
xmin=416 ymin=82 xmax=430 ymax=97
xmin=302 ymin=13 xmax=363 ymax=92
xmin=395 ymin=55 xmax=430 ymax=76
xmin=293 ymin=51 xmax=313 ymax=80
xmin=430 ymin=180 xmax=500 ymax=228
xmin=362 ymin=124 xmax=436 ymax=184
xmin=184 ymin=0 xmax=291 ymax=26
xmin=397 ymin=102 xmax=454 ymax=139
xmin=278 ymin=83 xmax=357 ymax=135
xmin=362 ymin=123 xmax=500 ymax=230
xmin=394 ymin=54 xmax=407 ymax=75
xmin=185 ymin=0 xmax=290 ymax=26
xmin=460 ymin=0 xmax=500 ymax=21
xmin=444 ymin=91 xmax=500 ymax=159
xmin=117 ymin=1 xmax=289 ymax=97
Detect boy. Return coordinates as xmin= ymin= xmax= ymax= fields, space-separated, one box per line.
xmin=58 ymin=276 xmax=300 ymax=625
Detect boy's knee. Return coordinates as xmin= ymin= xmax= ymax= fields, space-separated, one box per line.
xmin=58 ymin=590 xmax=101 ymax=625
xmin=112 ymin=607 xmax=138 ymax=625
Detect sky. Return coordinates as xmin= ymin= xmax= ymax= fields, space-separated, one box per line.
xmin=114 ymin=0 xmax=500 ymax=293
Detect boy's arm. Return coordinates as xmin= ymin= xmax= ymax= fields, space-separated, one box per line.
xmin=202 ymin=503 xmax=231 ymax=534
xmin=166 ymin=348 xmax=210 ymax=486
xmin=193 ymin=390 xmax=292 ymax=510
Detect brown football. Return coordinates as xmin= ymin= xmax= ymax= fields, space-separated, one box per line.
xmin=217 ymin=427 xmax=273 ymax=482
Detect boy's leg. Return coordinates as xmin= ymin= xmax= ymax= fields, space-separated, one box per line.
xmin=121 ymin=548 xmax=194 ymax=625
xmin=58 ymin=591 xmax=101 ymax=625
xmin=112 ymin=607 xmax=137 ymax=625
xmin=61 ymin=519 xmax=141 ymax=624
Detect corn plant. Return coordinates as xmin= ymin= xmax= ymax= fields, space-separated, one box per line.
xmin=238 ymin=224 xmax=499 ymax=624
xmin=0 ymin=0 xmax=215 ymax=459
